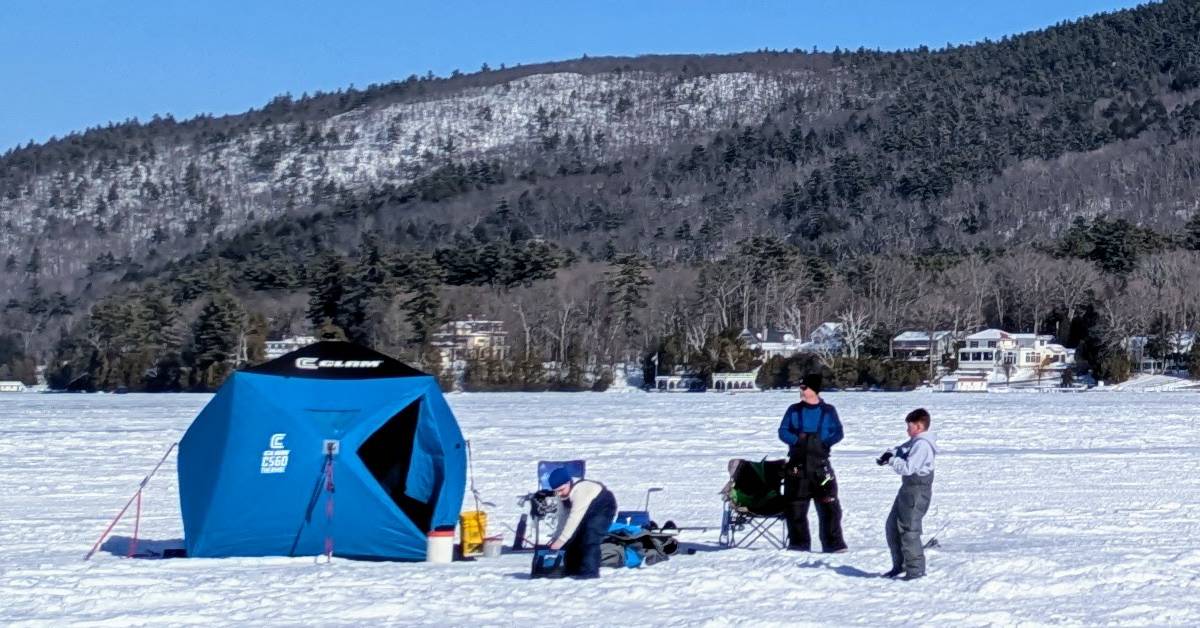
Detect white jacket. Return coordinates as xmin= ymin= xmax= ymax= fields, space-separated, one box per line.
xmin=889 ymin=431 xmax=937 ymax=477
xmin=551 ymin=479 xmax=607 ymax=544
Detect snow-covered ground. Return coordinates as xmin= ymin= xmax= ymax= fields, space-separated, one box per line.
xmin=2 ymin=391 xmax=1199 ymax=626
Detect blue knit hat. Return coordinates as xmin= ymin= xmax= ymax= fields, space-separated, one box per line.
xmin=548 ymin=467 xmax=572 ymax=490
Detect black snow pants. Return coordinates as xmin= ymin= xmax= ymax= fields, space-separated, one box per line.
xmin=784 ymin=433 xmax=847 ymax=552
xmin=886 ymin=472 xmax=933 ymax=577
xmin=562 ymin=489 xmax=618 ymax=578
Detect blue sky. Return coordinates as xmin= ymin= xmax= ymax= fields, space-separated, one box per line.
xmin=0 ymin=0 xmax=1151 ymax=152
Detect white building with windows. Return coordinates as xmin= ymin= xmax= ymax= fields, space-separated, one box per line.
xmin=1125 ymin=332 xmax=1195 ymax=373
xmin=264 ymin=336 xmax=318 ymax=360
xmin=891 ymin=331 xmax=957 ymax=362
xmin=738 ymin=323 xmax=846 ymax=359
xmin=810 ymin=322 xmax=844 ymax=352
xmin=0 ymin=381 xmax=27 ymax=393
xmin=738 ymin=328 xmax=805 ymax=360
xmin=430 ymin=317 xmax=509 ymax=366
xmin=942 ymin=329 xmax=1075 ymax=392
xmin=654 ymin=374 xmax=705 ymax=392
xmin=710 ymin=369 xmax=760 ymax=392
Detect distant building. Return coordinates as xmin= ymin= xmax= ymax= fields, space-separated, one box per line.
xmin=264 ymin=336 xmax=318 ymax=360
xmin=0 ymin=381 xmax=27 ymax=393
xmin=943 ymin=329 xmax=1074 ymax=392
xmin=891 ymin=331 xmax=957 ymax=362
xmin=737 ymin=323 xmax=848 ymax=360
xmin=810 ymin=322 xmax=844 ymax=352
xmin=1125 ymin=332 xmax=1196 ymax=373
xmin=738 ymin=327 xmax=805 ymax=360
xmin=430 ymin=317 xmax=509 ymax=365
xmin=654 ymin=374 xmax=705 ymax=392
xmin=710 ymin=369 xmax=760 ymax=392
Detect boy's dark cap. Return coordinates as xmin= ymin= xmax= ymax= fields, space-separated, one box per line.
xmin=801 ymin=373 xmax=822 ymax=393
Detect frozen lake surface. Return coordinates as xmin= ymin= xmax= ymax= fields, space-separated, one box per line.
xmin=2 ymin=391 xmax=1199 ymax=626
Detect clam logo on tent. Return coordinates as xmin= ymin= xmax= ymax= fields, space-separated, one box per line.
xmin=296 ymin=357 xmax=385 ymax=370
xmin=260 ymin=433 xmax=290 ymax=474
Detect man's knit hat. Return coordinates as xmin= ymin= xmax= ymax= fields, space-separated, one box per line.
xmin=548 ymin=467 xmax=572 ymax=490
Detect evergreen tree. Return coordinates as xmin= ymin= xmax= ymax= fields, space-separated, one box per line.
xmin=189 ymin=292 xmax=244 ymax=390
xmin=143 ymin=288 xmax=186 ymax=391
xmin=242 ymin=311 xmax=268 ymax=364
xmin=25 ymin=247 xmax=40 ymax=275
xmin=306 ymin=250 xmax=346 ymax=330
xmin=337 ymin=235 xmax=391 ymax=345
xmin=183 ymin=161 xmax=202 ymax=201
xmin=1184 ymin=213 xmax=1200 ymax=251
xmin=395 ymin=253 xmax=444 ymax=345
xmin=606 ymin=254 xmax=652 ymax=343
xmin=1189 ymin=341 xmax=1200 ymax=380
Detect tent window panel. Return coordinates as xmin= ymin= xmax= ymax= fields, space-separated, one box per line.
xmin=357 ymin=400 xmax=433 ymax=533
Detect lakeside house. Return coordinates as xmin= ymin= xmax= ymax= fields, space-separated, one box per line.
xmin=738 ymin=321 xmax=846 ymax=360
xmin=1125 ymin=332 xmax=1196 ymax=373
xmin=891 ymin=330 xmax=957 ymax=362
xmin=264 ymin=335 xmax=318 ymax=360
xmin=430 ymin=316 xmax=509 ymax=367
xmin=0 ymin=381 xmax=28 ymax=393
xmin=941 ymin=329 xmax=1074 ymax=392
xmin=809 ymin=322 xmax=844 ymax=353
xmin=711 ymin=369 xmax=760 ymax=392
xmin=737 ymin=327 xmax=804 ymax=360
xmin=654 ymin=374 xmax=706 ymax=392
xmin=651 ymin=367 xmax=760 ymax=392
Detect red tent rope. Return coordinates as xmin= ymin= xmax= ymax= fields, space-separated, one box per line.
xmin=129 ymin=490 xmax=142 ymax=558
xmin=85 ymin=442 xmax=178 ymax=561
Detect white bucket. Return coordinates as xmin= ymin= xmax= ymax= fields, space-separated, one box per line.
xmin=482 ymin=535 xmax=504 ymax=558
xmin=427 ymin=530 xmax=454 ymax=563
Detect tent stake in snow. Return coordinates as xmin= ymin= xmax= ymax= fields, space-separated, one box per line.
xmin=84 ymin=442 xmax=178 ymax=561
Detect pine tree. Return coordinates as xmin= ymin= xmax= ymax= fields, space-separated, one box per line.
xmin=25 ymin=247 xmax=40 ymax=275
xmin=606 ymin=254 xmax=652 ymax=343
xmin=142 ymin=288 xmax=186 ymax=391
xmin=396 ymin=253 xmax=444 ymax=345
xmin=337 ymin=235 xmax=391 ymax=345
xmin=242 ymin=311 xmax=268 ymax=364
xmin=1184 ymin=213 xmax=1200 ymax=251
xmin=306 ymin=251 xmax=346 ymax=330
xmin=183 ymin=161 xmax=202 ymax=201
xmin=190 ymin=292 xmax=244 ymax=390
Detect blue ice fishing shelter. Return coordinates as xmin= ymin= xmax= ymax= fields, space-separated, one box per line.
xmin=178 ymin=341 xmax=466 ymax=560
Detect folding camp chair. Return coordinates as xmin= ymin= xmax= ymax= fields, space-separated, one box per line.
xmin=537 ymin=460 xmax=585 ymax=492
xmin=719 ymin=458 xmax=789 ymax=549
xmin=513 ymin=460 xmax=585 ymax=550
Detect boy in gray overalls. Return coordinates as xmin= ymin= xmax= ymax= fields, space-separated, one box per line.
xmin=876 ymin=408 xmax=937 ymax=580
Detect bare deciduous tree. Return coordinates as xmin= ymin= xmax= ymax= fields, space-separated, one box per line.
xmin=837 ymin=306 xmax=871 ymax=359
xmin=1000 ymin=251 xmax=1058 ymax=335
xmin=1051 ymin=258 xmax=1101 ymax=337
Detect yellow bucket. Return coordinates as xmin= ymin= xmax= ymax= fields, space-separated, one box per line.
xmin=459 ymin=511 xmax=487 ymax=557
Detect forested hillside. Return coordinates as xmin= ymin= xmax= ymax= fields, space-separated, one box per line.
xmin=4 ymin=0 xmax=1200 ymax=390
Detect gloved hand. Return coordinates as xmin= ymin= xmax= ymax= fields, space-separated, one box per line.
xmin=875 ymin=450 xmax=894 ymax=466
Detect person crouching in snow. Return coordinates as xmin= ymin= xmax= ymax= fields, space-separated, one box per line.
xmin=876 ymin=408 xmax=937 ymax=580
xmin=546 ymin=467 xmax=618 ymax=578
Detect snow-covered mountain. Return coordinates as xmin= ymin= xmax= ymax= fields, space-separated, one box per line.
xmin=1 ymin=61 xmax=849 ymax=296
